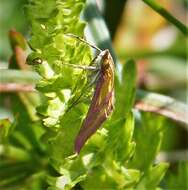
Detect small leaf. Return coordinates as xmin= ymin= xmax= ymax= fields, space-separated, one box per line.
xmin=165 ymin=162 xmax=188 ymax=189
xmin=135 ymin=162 xmax=169 ymax=190
xmin=114 ymin=59 xmax=137 ymax=119
xmin=106 ymin=112 xmax=135 ymax=163
xmin=122 ymin=59 xmax=137 ymax=116
xmin=129 ymin=112 xmax=166 ymax=171
xmin=0 ymin=119 xmax=12 ymax=143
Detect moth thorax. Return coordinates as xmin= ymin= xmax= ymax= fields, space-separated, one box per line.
xmin=95 ymin=50 xmax=109 ymax=67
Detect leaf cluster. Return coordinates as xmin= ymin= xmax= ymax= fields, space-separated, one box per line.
xmin=0 ymin=0 xmax=172 ymax=189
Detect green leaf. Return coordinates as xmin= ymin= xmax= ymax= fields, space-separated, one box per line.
xmin=165 ymin=162 xmax=188 ymax=189
xmin=135 ymin=162 xmax=169 ymax=190
xmin=0 ymin=156 xmax=46 ymax=189
xmin=129 ymin=112 xmax=166 ymax=171
xmin=105 ymin=112 xmax=135 ymax=163
xmin=114 ymin=59 xmax=137 ymax=118
xmin=8 ymin=95 xmax=45 ymax=155
xmin=24 ymin=0 xmax=171 ymax=189
xmin=48 ymin=105 xmax=86 ymax=160
xmin=0 ymin=119 xmax=12 ymax=143
xmin=0 ymin=69 xmax=40 ymax=84
xmin=47 ymin=147 xmax=87 ymax=189
xmin=82 ymin=166 xmax=117 ymax=189
xmin=82 ymin=161 xmax=140 ymax=189
xmin=122 ymin=59 xmax=137 ymax=115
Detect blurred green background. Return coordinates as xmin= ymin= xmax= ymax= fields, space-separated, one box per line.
xmin=0 ymin=0 xmax=187 ymax=189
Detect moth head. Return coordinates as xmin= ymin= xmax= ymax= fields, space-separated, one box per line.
xmin=100 ymin=50 xmax=113 ymax=71
xmin=101 ymin=49 xmax=110 ymax=58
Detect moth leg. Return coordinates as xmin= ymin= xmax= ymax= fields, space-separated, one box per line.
xmin=63 ymin=54 xmax=101 ymax=113
xmin=87 ymin=69 xmax=100 ymax=87
xmin=89 ymin=55 xmax=99 ymax=67
xmin=65 ymin=69 xmax=100 ymax=113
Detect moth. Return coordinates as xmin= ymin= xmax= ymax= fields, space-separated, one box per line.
xmin=27 ymin=34 xmax=115 ymax=154
xmin=66 ymin=34 xmax=115 ymax=154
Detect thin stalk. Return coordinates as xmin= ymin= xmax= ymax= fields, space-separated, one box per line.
xmin=156 ymin=150 xmax=188 ymax=162
xmin=1 ymin=69 xmax=187 ymax=125
xmin=136 ymin=90 xmax=188 ymax=127
xmin=0 ymin=69 xmax=40 ymax=84
xmin=142 ymin=0 xmax=188 ymax=36
xmin=0 ymin=83 xmax=35 ymax=92
xmin=117 ymin=48 xmax=187 ymax=60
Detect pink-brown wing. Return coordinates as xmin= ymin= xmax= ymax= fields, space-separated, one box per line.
xmin=74 ymin=50 xmax=114 ymax=153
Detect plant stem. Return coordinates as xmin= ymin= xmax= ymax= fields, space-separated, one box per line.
xmin=0 ymin=83 xmax=35 ymax=92
xmin=156 ymin=150 xmax=188 ymax=162
xmin=142 ymin=0 xmax=188 ymax=36
xmin=117 ymin=48 xmax=187 ymax=60
xmin=136 ymin=90 xmax=188 ymax=127
xmin=0 ymin=69 xmax=40 ymax=84
xmin=1 ymin=69 xmax=187 ymax=125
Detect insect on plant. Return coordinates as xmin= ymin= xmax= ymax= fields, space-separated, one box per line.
xmin=27 ymin=34 xmax=115 ymax=154
xmin=65 ymin=34 xmax=115 ymax=154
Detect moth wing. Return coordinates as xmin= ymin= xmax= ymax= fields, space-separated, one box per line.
xmin=74 ymin=51 xmax=114 ymax=153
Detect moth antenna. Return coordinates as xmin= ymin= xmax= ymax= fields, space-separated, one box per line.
xmin=65 ymin=33 xmax=102 ymax=53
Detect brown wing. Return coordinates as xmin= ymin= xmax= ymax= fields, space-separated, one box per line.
xmin=74 ymin=50 xmax=114 ymax=153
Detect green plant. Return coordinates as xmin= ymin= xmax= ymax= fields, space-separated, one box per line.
xmin=0 ymin=0 xmax=187 ymax=189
